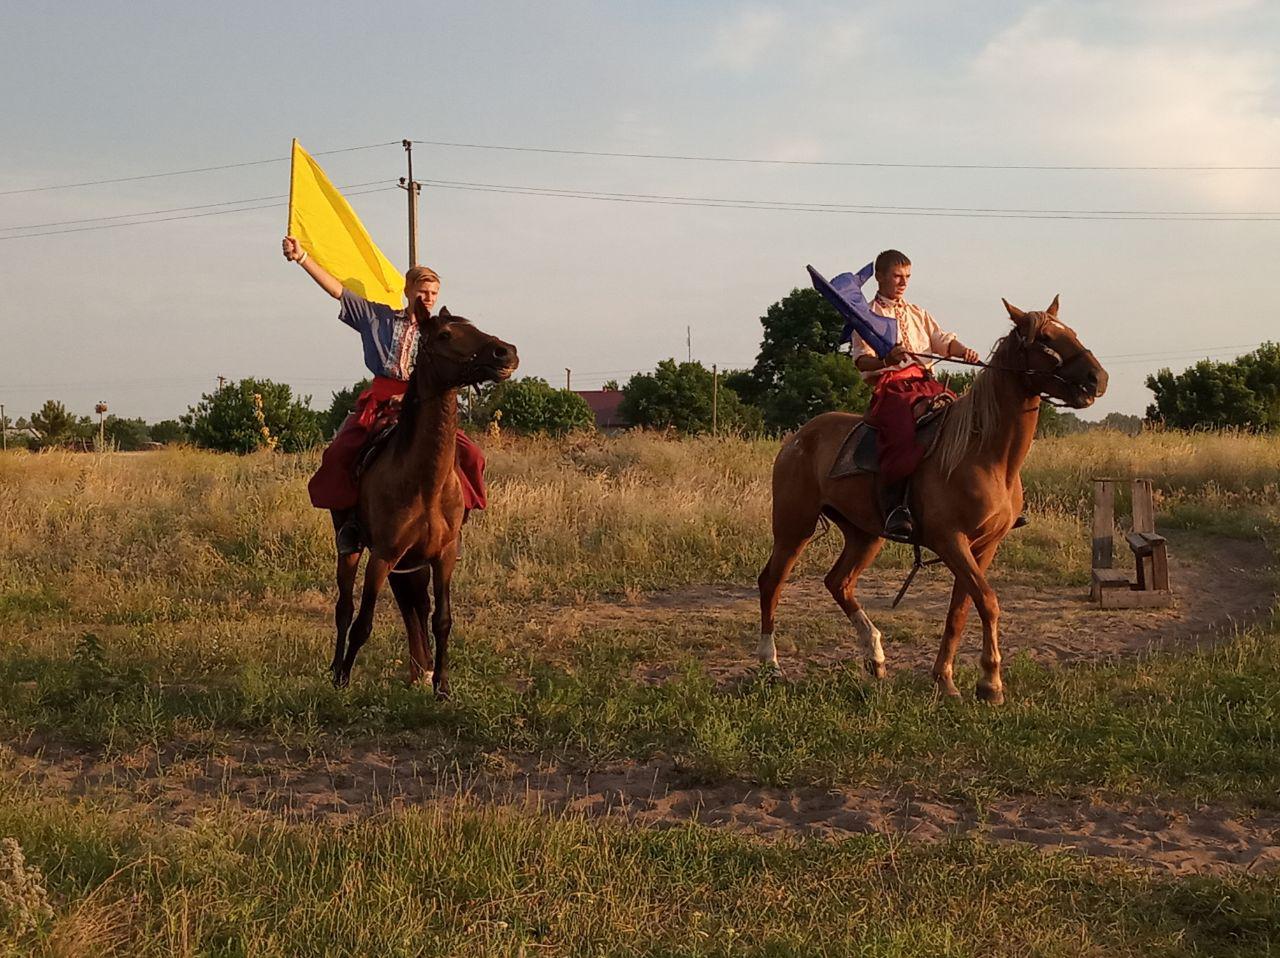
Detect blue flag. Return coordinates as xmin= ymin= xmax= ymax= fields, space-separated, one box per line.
xmin=807 ymin=263 xmax=897 ymax=358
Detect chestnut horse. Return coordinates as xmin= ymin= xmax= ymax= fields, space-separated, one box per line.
xmin=331 ymin=304 xmax=518 ymax=697
xmin=758 ymin=298 xmax=1107 ymax=702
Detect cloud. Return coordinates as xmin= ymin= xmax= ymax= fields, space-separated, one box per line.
xmin=705 ymin=6 xmax=784 ymax=73
xmin=967 ymin=2 xmax=1280 ymax=202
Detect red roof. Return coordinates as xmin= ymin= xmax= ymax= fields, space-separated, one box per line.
xmin=576 ymin=390 xmax=627 ymax=428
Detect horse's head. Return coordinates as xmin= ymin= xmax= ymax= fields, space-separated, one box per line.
xmin=1001 ymin=296 xmax=1108 ymax=409
xmin=413 ymin=303 xmax=519 ymax=389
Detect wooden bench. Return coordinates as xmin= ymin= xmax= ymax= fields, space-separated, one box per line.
xmin=1091 ymin=478 xmax=1172 ymax=608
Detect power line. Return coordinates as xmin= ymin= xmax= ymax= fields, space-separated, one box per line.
xmin=0 ymin=141 xmax=399 ymax=196
xmin=420 ymin=178 xmax=1280 ymax=222
xmin=413 ymin=138 xmax=1280 ymax=173
xmin=425 ymin=181 xmax=1280 ymax=217
xmin=0 ymin=186 xmax=398 ymax=241
xmin=1 ymin=181 xmax=390 ymax=232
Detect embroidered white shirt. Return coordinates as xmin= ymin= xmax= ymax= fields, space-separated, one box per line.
xmin=849 ymin=295 xmax=958 ymax=382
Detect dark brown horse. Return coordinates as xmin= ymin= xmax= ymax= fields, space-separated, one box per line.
xmin=331 ymin=304 xmax=518 ymax=696
xmin=758 ymin=298 xmax=1107 ymax=702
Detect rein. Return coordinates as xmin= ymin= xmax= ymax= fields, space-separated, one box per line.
xmin=901 ymin=337 xmax=1081 ymax=407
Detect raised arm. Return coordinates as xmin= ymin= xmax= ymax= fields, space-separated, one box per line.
xmin=282 ymin=236 xmax=344 ymax=300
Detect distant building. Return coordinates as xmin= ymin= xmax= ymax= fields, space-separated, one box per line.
xmin=576 ymin=389 xmax=628 ymax=430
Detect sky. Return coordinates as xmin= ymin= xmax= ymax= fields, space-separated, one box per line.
xmin=3 ymin=0 xmax=1279 ymax=424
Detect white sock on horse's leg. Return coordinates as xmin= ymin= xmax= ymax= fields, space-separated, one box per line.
xmin=757 ymin=632 xmax=779 ymax=669
xmin=851 ymin=609 xmax=885 ymax=666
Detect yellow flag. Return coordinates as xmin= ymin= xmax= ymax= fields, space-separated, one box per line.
xmin=287 ymin=139 xmax=403 ymax=307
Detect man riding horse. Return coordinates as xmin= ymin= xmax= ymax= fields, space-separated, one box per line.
xmin=849 ymin=250 xmax=980 ymax=540
xmin=281 ymin=235 xmax=486 ymax=555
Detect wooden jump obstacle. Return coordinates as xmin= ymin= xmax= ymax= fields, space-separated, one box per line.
xmin=1090 ymin=477 xmax=1173 ymax=609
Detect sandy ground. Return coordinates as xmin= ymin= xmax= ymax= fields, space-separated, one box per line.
xmin=8 ymin=740 xmax=1279 ymax=876
xmin=531 ymin=532 xmax=1277 ymax=686
xmin=7 ymin=531 xmax=1278 ymax=874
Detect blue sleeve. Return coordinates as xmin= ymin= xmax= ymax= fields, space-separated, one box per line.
xmin=337 ymin=288 xmax=391 ymax=333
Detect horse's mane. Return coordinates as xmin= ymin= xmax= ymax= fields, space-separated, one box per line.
xmin=934 ymin=315 xmax=1044 ymax=478
xmin=394 ymin=372 xmax=423 ymax=454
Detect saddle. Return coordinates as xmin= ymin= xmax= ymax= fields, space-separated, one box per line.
xmin=829 ymin=394 xmax=954 ymax=480
xmin=354 ymin=399 xmax=403 ymax=479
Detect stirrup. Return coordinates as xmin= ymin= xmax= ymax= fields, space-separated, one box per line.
xmin=883 ymin=506 xmax=915 ymax=544
xmin=336 ymin=519 xmax=363 ymax=556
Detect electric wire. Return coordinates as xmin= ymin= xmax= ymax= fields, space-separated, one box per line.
xmin=411 ymin=138 xmax=1280 ymax=173
xmin=0 ymin=186 xmax=398 ymax=241
xmin=419 ymin=179 xmax=1280 ymax=222
xmin=0 ymin=142 xmax=400 ymax=196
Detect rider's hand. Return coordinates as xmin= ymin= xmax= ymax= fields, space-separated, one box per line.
xmin=282 ymin=236 xmax=303 ymax=262
xmin=884 ymin=345 xmax=907 ymax=366
xmin=960 ymin=347 xmax=980 ymax=364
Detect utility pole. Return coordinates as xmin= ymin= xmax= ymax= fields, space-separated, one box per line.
xmin=217 ymin=375 xmax=227 ymax=392
xmin=399 ymin=139 xmax=423 ymax=267
xmin=95 ymin=401 xmax=108 ymax=449
xmin=686 ymin=326 xmax=692 ymax=363
xmin=712 ymin=364 xmax=718 ymax=435
xmin=565 ymin=368 xmax=572 ymax=391
xmin=1 ymin=403 xmax=6 ymax=451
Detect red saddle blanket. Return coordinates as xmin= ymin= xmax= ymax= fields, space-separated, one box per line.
xmin=307 ymin=376 xmax=486 ymax=512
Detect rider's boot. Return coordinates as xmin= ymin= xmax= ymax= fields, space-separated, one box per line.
xmin=880 ymin=479 xmax=914 ymax=542
xmin=334 ymin=509 xmax=363 ymax=556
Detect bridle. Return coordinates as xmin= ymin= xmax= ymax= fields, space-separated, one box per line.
xmin=1007 ymin=317 xmax=1100 ymax=406
xmin=900 ymin=314 xmax=1098 ymax=407
xmin=415 ymin=318 xmax=487 ymax=389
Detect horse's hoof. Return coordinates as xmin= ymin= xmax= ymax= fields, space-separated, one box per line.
xmin=933 ymin=677 xmax=962 ymax=699
xmin=433 ymin=684 xmax=451 ymax=702
xmin=331 ymin=669 xmax=350 ymax=690
xmin=975 ymin=682 xmax=1005 ymax=705
xmin=757 ymin=662 xmax=785 ymax=684
xmin=865 ymin=659 xmax=888 ymax=681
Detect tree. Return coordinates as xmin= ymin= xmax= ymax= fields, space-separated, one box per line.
xmin=484 ymin=377 xmax=594 ymax=436
xmin=1035 ymin=404 xmax=1087 ymax=437
xmin=1145 ymin=343 xmax=1280 ymax=430
xmin=1096 ymin=412 xmax=1143 ymax=436
xmin=734 ymin=288 xmax=872 ymax=431
xmin=103 ymin=416 xmax=151 ymax=451
xmin=28 ymin=400 xmax=76 ymax=448
xmin=322 ymin=378 xmax=371 ymax=438
xmin=149 ymin=420 xmax=188 ymax=444
xmin=620 ymin=359 xmax=760 ymax=434
xmin=182 ymin=378 xmax=322 ymax=453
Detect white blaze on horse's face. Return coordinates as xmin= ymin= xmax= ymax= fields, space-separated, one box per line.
xmin=1004 ymin=296 xmax=1107 ymax=408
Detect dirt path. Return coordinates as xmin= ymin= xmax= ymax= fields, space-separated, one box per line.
xmin=7 ymin=534 xmax=1276 ymax=877
xmin=529 ymin=532 xmax=1276 ymax=685
xmin=7 ymin=739 xmax=1279 ymax=876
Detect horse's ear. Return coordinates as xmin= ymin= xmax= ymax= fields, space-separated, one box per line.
xmin=412 ymin=298 xmax=432 ymax=324
xmin=1003 ymin=298 xmax=1028 ymax=322
xmin=1046 ymin=294 xmax=1060 ymax=318
xmin=439 ymin=305 xmax=451 ymax=319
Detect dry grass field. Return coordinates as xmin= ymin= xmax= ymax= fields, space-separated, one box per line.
xmin=1 ymin=430 xmax=1279 ymax=956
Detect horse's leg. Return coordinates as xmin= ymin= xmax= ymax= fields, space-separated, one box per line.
xmin=429 ymin=542 xmax=458 ymax=701
xmin=934 ymin=536 xmax=1005 ymax=704
xmin=932 ymin=578 xmax=970 ymax=698
xmin=331 ymin=551 xmax=360 ymax=681
xmin=757 ymin=525 xmax=815 ymax=675
xmin=388 ymin=568 xmax=432 ymax=686
xmin=335 ymin=554 xmax=393 ymax=688
xmin=823 ymin=524 xmax=887 ymax=678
